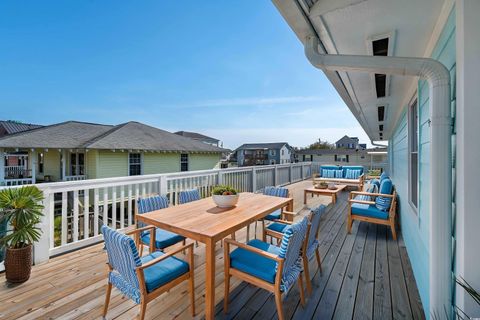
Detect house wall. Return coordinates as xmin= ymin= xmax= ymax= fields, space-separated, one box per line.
xmin=143 ymin=153 xmax=180 ymax=174
xmin=43 ymin=151 xmax=61 ymax=181
xmin=279 ymin=145 xmax=291 ymax=164
xmin=86 ymin=150 xmax=98 ymax=179
xmin=188 ymin=153 xmax=221 ymax=171
xmin=389 ymin=8 xmax=456 ymax=313
xmin=95 ymin=150 xmax=129 ymax=178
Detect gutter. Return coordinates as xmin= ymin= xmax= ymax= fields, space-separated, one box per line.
xmin=305 ymin=36 xmax=452 ymax=316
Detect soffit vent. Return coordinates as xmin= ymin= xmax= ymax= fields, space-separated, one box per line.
xmin=375 ymin=74 xmax=387 ymax=98
xmin=372 ymin=38 xmax=389 ymax=56
xmin=379 ymin=124 xmax=384 ymax=131
xmin=378 ymin=106 xmax=385 ymax=122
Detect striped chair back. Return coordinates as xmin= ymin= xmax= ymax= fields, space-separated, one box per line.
xmin=263 ymin=186 xmax=289 ymax=198
xmin=101 ymin=225 xmax=142 ymax=303
xmin=136 ymin=195 xmax=169 ymax=228
xmin=276 ymin=217 xmax=308 ymax=291
xmin=307 ymin=205 xmax=325 ymax=250
xmin=178 ymin=189 xmax=201 ymax=204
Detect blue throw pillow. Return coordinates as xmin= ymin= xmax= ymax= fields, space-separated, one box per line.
xmin=334 ymin=170 xmax=343 ymax=178
xmin=375 ymin=179 xmax=393 ymax=211
xmin=322 ymin=169 xmax=335 ymax=178
xmin=345 ymin=169 xmax=361 ymax=179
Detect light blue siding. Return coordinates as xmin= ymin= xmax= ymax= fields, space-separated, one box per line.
xmin=390 ymin=8 xmax=456 ymax=315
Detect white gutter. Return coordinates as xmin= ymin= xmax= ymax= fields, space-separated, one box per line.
xmin=305 ymin=36 xmax=452 ymax=317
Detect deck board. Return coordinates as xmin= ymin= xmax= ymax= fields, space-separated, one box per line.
xmin=0 ymin=180 xmax=425 ymax=320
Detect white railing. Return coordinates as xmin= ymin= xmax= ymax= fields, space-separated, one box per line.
xmin=64 ymin=175 xmax=87 ymax=181
xmin=16 ymin=162 xmax=315 ymax=263
xmin=4 ymin=166 xmax=30 ymax=178
xmin=3 ymin=178 xmax=34 ymax=186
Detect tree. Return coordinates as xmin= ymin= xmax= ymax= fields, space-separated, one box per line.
xmin=304 ymin=139 xmax=334 ymax=150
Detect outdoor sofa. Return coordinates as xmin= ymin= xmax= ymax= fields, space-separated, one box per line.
xmin=313 ymin=165 xmax=365 ymax=190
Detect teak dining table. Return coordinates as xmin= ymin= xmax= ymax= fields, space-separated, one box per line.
xmin=136 ymin=192 xmax=293 ymax=320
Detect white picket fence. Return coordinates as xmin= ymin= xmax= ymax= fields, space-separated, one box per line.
xmin=22 ymin=162 xmax=315 ymax=264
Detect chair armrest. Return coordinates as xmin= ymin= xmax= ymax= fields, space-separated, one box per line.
xmin=349 ymin=199 xmax=376 ymax=205
xmin=137 ymin=242 xmax=194 ymax=270
xmin=224 ymin=238 xmax=281 ymax=262
xmin=264 ymin=229 xmax=285 ymax=240
xmin=350 ymin=191 xmax=395 ymax=198
xmin=282 ymin=210 xmax=295 ymax=217
xmin=126 ymin=225 xmax=156 ymax=236
xmin=272 ymin=219 xmax=293 ymax=225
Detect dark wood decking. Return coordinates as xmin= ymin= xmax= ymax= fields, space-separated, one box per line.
xmin=214 ymin=193 xmax=425 ymax=320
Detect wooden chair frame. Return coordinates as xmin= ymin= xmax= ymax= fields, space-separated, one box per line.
xmin=263 ymin=213 xmax=322 ymax=295
xmin=223 ymin=238 xmax=305 ymax=320
xmin=134 ymin=205 xmax=186 ymax=255
xmin=347 ymin=190 xmax=398 ymax=240
xmin=103 ymin=226 xmax=195 ymax=320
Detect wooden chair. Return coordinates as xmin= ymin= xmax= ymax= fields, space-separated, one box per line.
xmin=347 ymin=178 xmax=397 ymax=239
xmin=135 ymin=195 xmax=186 ymax=255
xmin=264 ymin=205 xmax=326 ymax=294
xmin=101 ymin=225 xmax=195 ymax=320
xmin=224 ymin=217 xmax=309 ymax=320
xmin=255 ymin=186 xmax=293 ymax=240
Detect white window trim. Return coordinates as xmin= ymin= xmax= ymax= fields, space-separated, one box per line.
xmin=128 ymin=152 xmax=143 ymax=176
xmin=407 ymin=97 xmax=419 ymax=214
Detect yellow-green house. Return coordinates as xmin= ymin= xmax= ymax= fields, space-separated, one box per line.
xmin=0 ymin=121 xmax=226 ymax=184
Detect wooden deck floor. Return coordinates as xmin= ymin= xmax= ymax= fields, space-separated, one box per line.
xmin=0 ymin=181 xmax=424 ymax=320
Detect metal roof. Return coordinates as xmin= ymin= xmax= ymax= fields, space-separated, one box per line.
xmin=0 ymin=120 xmax=43 ymax=135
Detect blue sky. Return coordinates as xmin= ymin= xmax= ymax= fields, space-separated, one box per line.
xmin=0 ymin=1 xmax=368 ymax=149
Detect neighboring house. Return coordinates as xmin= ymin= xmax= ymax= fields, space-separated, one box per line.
xmin=174 ymin=131 xmax=221 ymax=147
xmin=335 ymin=135 xmax=364 ymax=149
xmin=0 ymin=121 xmax=227 ymax=185
xmin=233 ymin=142 xmax=293 ymax=166
xmin=296 ymin=148 xmax=388 ymax=170
xmin=0 ymin=120 xmax=44 ymax=180
xmin=273 ymin=0 xmax=479 ymax=317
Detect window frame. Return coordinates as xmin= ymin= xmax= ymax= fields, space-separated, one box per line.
xmin=128 ymin=152 xmax=143 ymax=176
xmin=408 ymin=98 xmax=419 ymax=212
xmin=69 ymin=152 xmax=85 ymax=176
xmin=180 ymin=153 xmax=189 ymax=172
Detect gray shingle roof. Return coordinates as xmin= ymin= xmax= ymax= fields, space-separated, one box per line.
xmin=296 ymin=148 xmax=386 ymax=155
xmin=236 ymin=142 xmax=289 ymax=150
xmin=0 ymin=121 xmax=227 ymax=153
xmin=174 ymin=131 xmax=219 ymax=142
xmin=0 ymin=120 xmax=43 ymax=135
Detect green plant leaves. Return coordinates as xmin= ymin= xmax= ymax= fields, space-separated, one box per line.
xmin=0 ymin=186 xmax=44 ymax=248
xmin=211 ymin=185 xmax=238 ymax=195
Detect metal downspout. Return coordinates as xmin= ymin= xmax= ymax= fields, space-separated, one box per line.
xmin=305 ymin=36 xmax=452 ymax=317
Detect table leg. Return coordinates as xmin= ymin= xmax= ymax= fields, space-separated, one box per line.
xmin=287 ymin=198 xmax=293 ymax=212
xmin=205 ymin=238 xmax=216 ymax=320
xmin=332 ymin=194 xmax=336 ymax=204
xmin=304 ymin=190 xmax=307 ymax=204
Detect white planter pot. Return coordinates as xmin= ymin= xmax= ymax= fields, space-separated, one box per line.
xmin=212 ymin=194 xmax=239 ymax=208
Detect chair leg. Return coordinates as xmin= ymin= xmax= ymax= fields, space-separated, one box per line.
xmin=182 ymin=239 xmax=186 ymax=254
xmin=103 ymin=283 xmax=112 ymax=317
xmin=189 ymin=274 xmax=195 ymax=316
xmin=254 ymin=220 xmax=258 ymax=239
xmin=246 ymin=224 xmax=250 ymax=242
xmin=315 ymin=248 xmax=322 ymax=274
xmin=298 ymin=273 xmax=306 ymax=307
xmin=274 ymin=289 xmax=285 ymax=320
xmin=224 ymin=274 xmax=230 ymax=314
xmin=390 ymin=222 xmax=397 ymax=240
xmin=262 ymin=220 xmax=266 ymax=241
xmin=347 ymin=214 xmax=353 ymax=234
xmin=303 ymin=257 xmax=312 ymax=295
xmin=231 ymin=232 xmax=236 ymax=240
xmin=138 ymin=300 xmax=147 ymax=320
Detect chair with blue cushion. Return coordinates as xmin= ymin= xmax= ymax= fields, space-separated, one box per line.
xmin=263 ymin=205 xmax=326 ymax=294
xmin=101 ymin=225 xmax=195 ymax=320
xmin=258 ymin=186 xmax=294 ymax=240
xmin=178 ymin=189 xmax=201 ymax=204
xmin=348 ymin=178 xmax=398 ymax=239
xmin=135 ymin=195 xmax=186 ymax=255
xmin=223 ymin=217 xmax=309 ymax=320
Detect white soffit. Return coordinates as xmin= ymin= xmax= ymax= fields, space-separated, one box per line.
xmin=305 ymin=0 xmax=445 ymax=140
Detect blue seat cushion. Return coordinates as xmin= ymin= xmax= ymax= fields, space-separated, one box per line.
xmin=351 ymin=203 xmax=389 ymax=220
xmin=141 ymin=228 xmax=185 ymax=250
xmin=230 ymin=239 xmax=280 ymax=284
xmin=264 ymin=209 xmax=282 ymax=221
xmin=266 ymin=222 xmax=289 ymax=234
xmin=141 ymin=251 xmax=189 ymax=293
xmin=342 ymin=166 xmax=364 ymax=178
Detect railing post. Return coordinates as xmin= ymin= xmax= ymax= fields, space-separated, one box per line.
xmin=217 ymin=170 xmax=223 ymax=185
xmin=289 ymin=163 xmax=293 ymax=183
xmin=159 ymin=175 xmax=167 ymax=195
xmin=252 ymin=167 xmax=257 ymax=192
xmin=274 ymin=165 xmax=278 ymax=186
xmin=34 ymin=188 xmax=51 ymax=264
xmin=300 ymin=164 xmax=304 ymax=180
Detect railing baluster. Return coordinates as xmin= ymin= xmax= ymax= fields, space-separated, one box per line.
xmin=73 ymin=190 xmax=79 ymax=242
xmin=112 ymin=187 xmax=117 ymax=229
xmin=83 ymin=189 xmax=89 ymax=240
xmin=103 ymin=187 xmax=109 ymax=227
xmin=120 ymin=186 xmax=125 ymax=229
xmin=127 ymin=184 xmax=132 ymax=226
xmin=61 ymin=191 xmax=67 ymax=246
xmin=94 ymin=188 xmax=99 ymax=236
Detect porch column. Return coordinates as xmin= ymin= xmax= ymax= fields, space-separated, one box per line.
xmin=0 ymin=149 xmax=4 ymax=184
xmin=31 ymin=150 xmax=37 ymax=184
xmin=61 ymin=150 xmax=66 ymax=181
xmin=456 ymin=0 xmax=480 ymax=316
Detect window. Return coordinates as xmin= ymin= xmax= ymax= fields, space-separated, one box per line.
xmin=180 ymin=153 xmax=188 ymax=172
xmin=408 ymin=99 xmax=419 ymax=210
xmin=270 ymin=159 xmax=276 ymax=165
xmin=38 ymin=153 xmax=44 ymax=174
xmin=281 ymin=149 xmax=284 ymax=156
xmin=129 ymin=153 xmax=142 ymax=176
xmin=270 ymin=149 xmax=276 ymax=156
xmin=70 ymin=152 xmax=85 ymax=176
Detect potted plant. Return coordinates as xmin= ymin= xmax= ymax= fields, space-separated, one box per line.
xmin=0 ymin=186 xmax=44 ymax=283
xmin=211 ymin=185 xmax=239 ymax=208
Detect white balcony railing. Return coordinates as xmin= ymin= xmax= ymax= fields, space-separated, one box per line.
xmin=64 ymin=175 xmax=87 ymax=181
xmin=2 ymin=162 xmax=313 ymax=264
